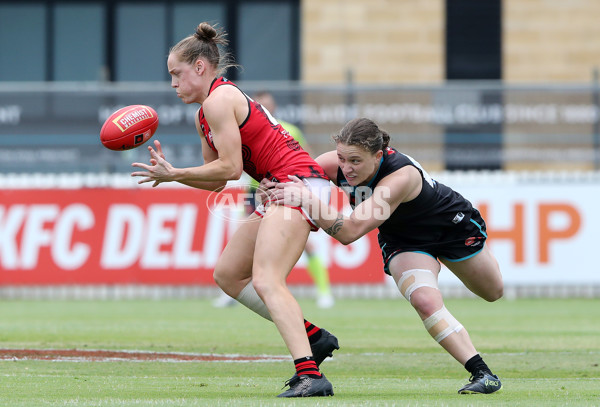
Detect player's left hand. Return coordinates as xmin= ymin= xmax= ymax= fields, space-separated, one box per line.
xmin=130 ymin=140 xmax=175 ymax=187
xmin=271 ymin=175 xmax=308 ymax=207
xmin=254 ymin=178 xmax=276 ymax=205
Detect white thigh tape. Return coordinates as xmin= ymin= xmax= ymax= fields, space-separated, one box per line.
xmin=422 ymin=306 xmax=464 ymax=343
xmin=397 ymin=269 xmax=439 ymax=302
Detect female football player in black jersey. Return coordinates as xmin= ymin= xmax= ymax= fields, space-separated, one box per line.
xmin=270 ymin=117 xmax=503 ymax=395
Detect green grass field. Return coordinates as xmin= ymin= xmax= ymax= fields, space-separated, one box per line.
xmin=1 ymin=297 xmax=599 ymax=406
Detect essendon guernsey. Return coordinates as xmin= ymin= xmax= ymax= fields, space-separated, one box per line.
xmin=198 ymin=77 xmax=327 ymax=183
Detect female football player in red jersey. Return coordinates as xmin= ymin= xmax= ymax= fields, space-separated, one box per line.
xmin=270 ymin=117 xmax=504 ymax=395
xmin=131 ymin=22 xmax=335 ymax=398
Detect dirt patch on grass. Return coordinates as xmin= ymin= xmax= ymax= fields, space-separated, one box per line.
xmin=0 ymin=348 xmax=289 ymax=363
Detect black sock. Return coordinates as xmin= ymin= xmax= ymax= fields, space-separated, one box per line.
xmin=304 ymin=319 xmax=322 ymax=344
xmin=294 ymin=356 xmax=321 ymax=378
xmin=464 ymin=354 xmax=492 ymax=376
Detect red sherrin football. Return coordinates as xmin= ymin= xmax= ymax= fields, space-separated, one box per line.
xmin=100 ymin=105 xmax=159 ymax=151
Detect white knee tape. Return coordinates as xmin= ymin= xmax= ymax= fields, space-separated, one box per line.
xmin=422 ymin=306 xmax=464 ymax=343
xmin=397 ymin=269 xmax=439 ymax=302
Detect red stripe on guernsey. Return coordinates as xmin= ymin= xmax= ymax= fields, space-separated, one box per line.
xmin=304 ymin=321 xmax=311 ymax=329
xmin=306 ymin=326 xmax=320 ymax=337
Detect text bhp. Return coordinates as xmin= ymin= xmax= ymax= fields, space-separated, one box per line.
xmin=479 ymin=202 xmax=581 ymax=263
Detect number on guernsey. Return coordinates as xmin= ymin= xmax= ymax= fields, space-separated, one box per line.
xmin=404 ymin=154 xmax=435 ymax=188
xmin=247 ymin=94 xmax=280 ymax=127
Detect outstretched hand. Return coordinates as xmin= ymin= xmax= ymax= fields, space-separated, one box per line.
xmin=131 ymin=140 xmax=174 ymax=187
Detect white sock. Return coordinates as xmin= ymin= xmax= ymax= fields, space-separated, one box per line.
xmin=236 ymin=281 xmax=272 ymax=321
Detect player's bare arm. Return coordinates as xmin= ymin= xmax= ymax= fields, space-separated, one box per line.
xmin=132 ymin=89 xmax=245 ymax=187
xmin=174 ymin=124 xmax=228 ymax=191
xmin=130 ymin=124 xmax=227 ymax=191
xmin=165 ymin=109 xmax=229 ymax=191
xmin=315 ymin=151 xmax=339 ymax=183
xmin=188 ymin=88 xmax=245 ymax=177
xmin=330 ymin=167 xmax=419 ymax=243
xmin=174 ymin=88 xmax=245 ymax=182
xmin=274 ymin=166 xmax=421 ymax=244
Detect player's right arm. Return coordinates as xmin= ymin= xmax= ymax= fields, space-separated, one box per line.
xmin=130 ymin=108 xmax=229 ymax=191
xmin=157 ymin=86 xmax=244 ymax=186
xmin=171 ymin=129 xmax=228 ymax=191
xmin=170 ymin=111 xmax=228 ymax=191
xmin=273 ymin=167 xmax=418 ymax=245
xmin=315 ymin=150 xmax=339 ymax=184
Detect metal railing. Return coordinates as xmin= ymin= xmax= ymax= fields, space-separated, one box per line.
xmin=1 ymin=80 xmax=599 ymax=173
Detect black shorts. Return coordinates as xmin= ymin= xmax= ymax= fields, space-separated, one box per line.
xmin=378 ymin=208 xmax=488 ymax=275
